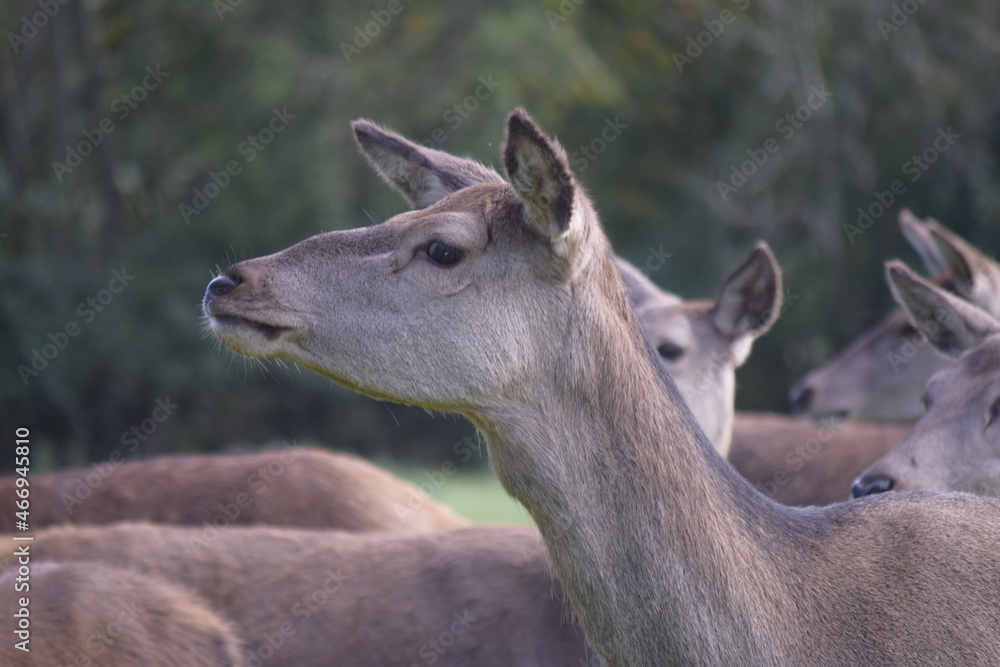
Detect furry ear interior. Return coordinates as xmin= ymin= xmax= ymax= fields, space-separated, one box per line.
xmin=352 ymin=119 xmax=503 ymax=209
xmin=886 ymin=260 xmax=1000 ymax=358
xmin=502 ymin=108 xmax=577 ymax=250
xmin=710 ymin=242 xmax=783 ymax=341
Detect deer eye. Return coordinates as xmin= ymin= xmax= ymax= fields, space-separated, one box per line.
xmin=427 ymin=241 xmax=463 ymax=267
xmin=657 ymin=342 xmax=685 ymax=362
xmin=900 ymin=323 xmax=918 ymax=338
xmin=987 ymin=396 xmax=1000 ymax=429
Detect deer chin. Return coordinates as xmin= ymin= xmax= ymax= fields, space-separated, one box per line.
xmin=208 ymin=313 xmax=297 ymax=357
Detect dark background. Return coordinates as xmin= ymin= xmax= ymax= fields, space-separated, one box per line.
xmin=2 ymin=0 xmax=998 ymax=471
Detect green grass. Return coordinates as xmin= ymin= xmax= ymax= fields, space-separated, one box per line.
xmin=378 ymin=462 xmax=535 ymax=526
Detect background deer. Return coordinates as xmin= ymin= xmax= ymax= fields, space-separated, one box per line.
xmin=203 ymin=109 xmax=1000 ymax=665
xmin=853 ymin=261 xmax=1000 ymax=497
xmin=0 ymin=447 xmax=465 ymax=533
xmin=728 ymin=412 xmax=909 ymax=505
xmin=0 ymin=561 xmax=243 ymax=666
xmin=790 ymin=210 xmax=1000 ymax=421
xmin=9 ymin=522 xmax=600 ymax=667
xmin=616 ymin=250 xmax=779 ymax=456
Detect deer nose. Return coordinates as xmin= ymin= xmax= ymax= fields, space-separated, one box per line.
xmin=851 ymin=474 xmax=895 ymax=498
xmin=204 ymin=273 xmax=242 ymax=302
xmin=788 ymin=385 xmax=814 ymax=414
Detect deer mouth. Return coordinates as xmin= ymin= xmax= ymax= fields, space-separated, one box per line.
xmin=210 ymin=314 xmax=291 ymax=341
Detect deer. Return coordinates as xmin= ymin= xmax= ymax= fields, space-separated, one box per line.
xmin=9 ymin=522 xmax=601 ymax=667
xmin=343 ymin=117 xmax=782 ymax=457
xmin=852 ymin=261 xmax=1000 ymax=498
xmin=727 ymin=412 xmax=909 ymax=505
xmin=789 ymin=210 xmax=1000 ymax=421
xmin=202 ymin=108 xmax=1000 ymax=665
xmin=0 ymin=446 xmax=465 ymax=533
xmin=0 ymin=561 xmax=243 ymax=666
xmin=340 ymin=118 xmax=903 ymax=505
xmin=615 ymin=250 xmax=780 ymax=456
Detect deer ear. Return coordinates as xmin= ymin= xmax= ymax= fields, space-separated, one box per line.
xmin=614 ymin=257 xmax=681 ymax=310
xmin=352 ymin=119 xmax=503 ymax=209
xmin=710 ymin=242 xmax=783 ymax=342
xmin=886 ymin=260 xmax=1000 ymax=358
xmin=926 ymin=221 xmax=1000 ymax=314
xmin=502 ymin=108 xmax=577 ymax=252
xmin=899 ymin=209 xmax=948 ymax=276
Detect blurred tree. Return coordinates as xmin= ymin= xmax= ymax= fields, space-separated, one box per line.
xmin=1 ymin=0 xmax=998 ymax=469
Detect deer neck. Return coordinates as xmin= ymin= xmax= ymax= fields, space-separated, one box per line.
xmin=473 ymin=261 xmax=798 ymax=666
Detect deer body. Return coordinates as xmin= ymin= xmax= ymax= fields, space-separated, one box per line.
xmin=204 ymin=111 xmax=1000 ymax=665
xmin=0 ymin=562 xmax=243 ymax=666
xmin=11 ymin=523 xmax=598 ymax=667
xmin=0 ymin=447 xmax=465 ymax=533
xmin=728 ymin=412 xmax=910 ymax=505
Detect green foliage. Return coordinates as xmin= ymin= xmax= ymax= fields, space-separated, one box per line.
xmin=2 ymin=0 xmax=998 ymax=468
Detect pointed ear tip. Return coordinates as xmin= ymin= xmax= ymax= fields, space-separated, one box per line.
xmin=885 ymin=261 xmax=922 ymax=290
xmin=885 ymin=259 xmax=907 ymax=274
xmin=753 ymin=241 xmax=776 ymax=260
xmin=505 ymin=108 xmax=540 ymax=135
xmin=748 ymin=242 xmax=779 ymax=275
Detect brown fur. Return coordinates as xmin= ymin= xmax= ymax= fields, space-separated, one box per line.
xmin=8 ymin=523 xmax=599 ymax=667
xmin=0 ymin=561 xmax=242 ymax=666
xmin=729 ymin=412 xmax=911 ymax=505
xmin=0 ymin=447 xmax=465 ymax=533
xmin=203 ymin=111 xmax=1000 ymax=665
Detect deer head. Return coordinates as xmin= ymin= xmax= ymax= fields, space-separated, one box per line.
xmin=351 ymin=120 xmax=780 ymax=455
xmin=617 ymin=247 xmax=781 ymax=455
xmin=852 ymin=261 xmax=1000 ymax=496
xmin=789 ymin=210 xmax=998 ymax=420
xmin=204 ymin=109 xmax=634 ymax=419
